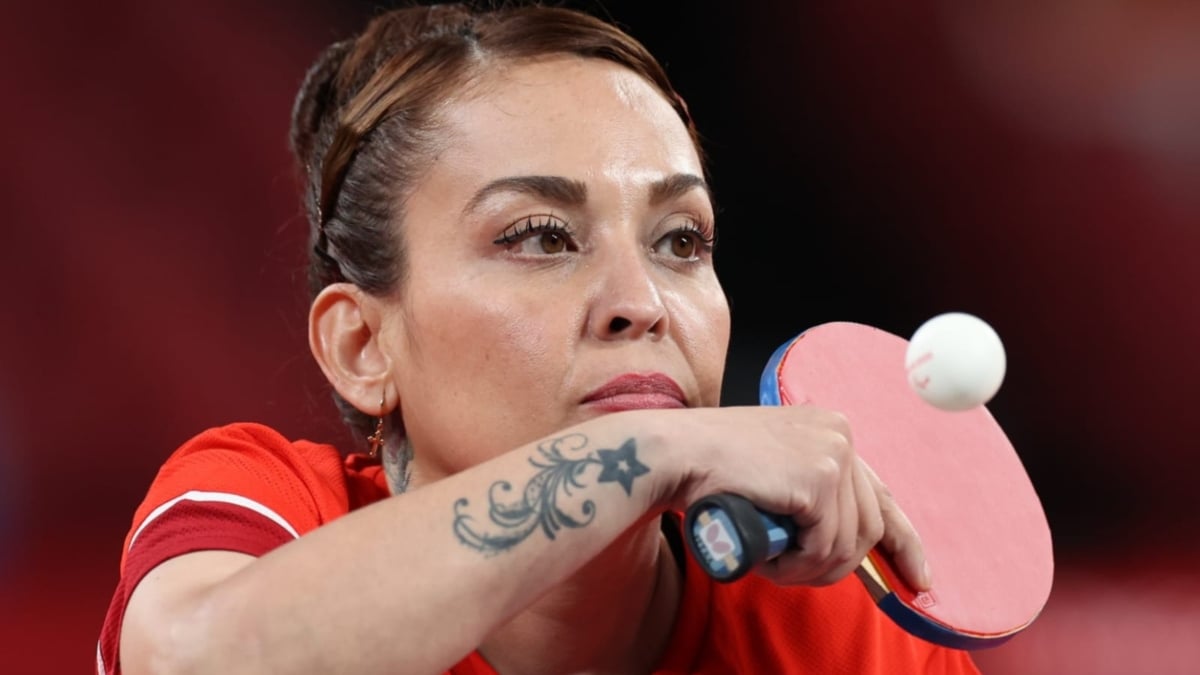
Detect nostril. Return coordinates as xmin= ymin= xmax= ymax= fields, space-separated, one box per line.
xmin=608 ymin=317 xmax=632 ymax=333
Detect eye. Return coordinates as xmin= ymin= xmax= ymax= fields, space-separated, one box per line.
xmin=493 ymin=215 xmax=577 ymax=255
xmin=654 ymin=220 xmax=715 ymax=261
xmin=538 ymin=229 xmax=568 ymax=254
xmin=668 ymin=231 xmax=698 ymax=258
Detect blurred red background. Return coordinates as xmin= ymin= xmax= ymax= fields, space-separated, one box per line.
xmin=1 ymin=1 xmax=1198 ymax=673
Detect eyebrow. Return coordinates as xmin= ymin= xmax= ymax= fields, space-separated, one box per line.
xmin=649 ymin=173 xmax=712 ymax=207
xmin=464 ymin=176 xmax=588 ymax=215
xmin=463 ymin=173 xmax=713 ymax=215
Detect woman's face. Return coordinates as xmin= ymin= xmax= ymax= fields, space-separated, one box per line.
xmin=380 ymin=56 xmax=730 ymax=480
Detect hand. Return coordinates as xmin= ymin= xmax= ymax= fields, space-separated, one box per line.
xmin=647 ymin=405 xmax=930 ymax=590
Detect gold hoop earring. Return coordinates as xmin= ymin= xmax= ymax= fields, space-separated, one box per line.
xmin=368 ymin=394 xmax=386 ymax=459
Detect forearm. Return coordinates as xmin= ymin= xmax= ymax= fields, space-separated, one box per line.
xmin=165 ymin=414 xmax=671 ymax=675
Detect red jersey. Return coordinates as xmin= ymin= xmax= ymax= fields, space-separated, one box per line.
xmin=97 ymin=422 xmax=979 ymax=674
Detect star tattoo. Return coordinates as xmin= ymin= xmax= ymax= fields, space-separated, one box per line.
xmin=595 ymin=438 xmax=649 ymax=496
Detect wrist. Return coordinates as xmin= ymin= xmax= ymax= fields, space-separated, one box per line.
xmin=610 ymin=409 xmax=685 ymax=516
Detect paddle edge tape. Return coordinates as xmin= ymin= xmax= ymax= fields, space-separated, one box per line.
xmin=759 ymin=332 xmax=800 ymax=406
xmin=856 ymin=555 xmax=1033 ymax=650
xmin=759 ymin=322 xmax=869 ymax=406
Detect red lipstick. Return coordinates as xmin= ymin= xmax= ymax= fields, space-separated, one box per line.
xmin=582 ymin=373 xmax=687 ymax=412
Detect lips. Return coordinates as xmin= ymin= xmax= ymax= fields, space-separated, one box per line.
xmin=582 ymin=373 xmax=687 ymax=412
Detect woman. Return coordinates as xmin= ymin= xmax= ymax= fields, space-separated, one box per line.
xmin=98 ymin=4 xmax=979 ymax=674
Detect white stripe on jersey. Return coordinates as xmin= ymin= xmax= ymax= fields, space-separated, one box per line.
xmin=128 ymin=490 xmax=301 ymax=550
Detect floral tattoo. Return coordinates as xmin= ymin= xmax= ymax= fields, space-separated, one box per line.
xmin=453 ymin=434 xmax=650 ymax=554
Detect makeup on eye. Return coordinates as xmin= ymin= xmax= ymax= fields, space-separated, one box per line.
xmin=651 ymin=215 xmax=716 ymax=261
xmin=491 ymin=210 xmax=716 ymax=261
xmin=492 ymin=213 xmax=578 ymax=254
xmin=654 ymin=228 xmax=707 ymax=261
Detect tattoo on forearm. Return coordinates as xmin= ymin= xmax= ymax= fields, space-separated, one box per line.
xmin=453 ymin=434 xmax=649 ymax=554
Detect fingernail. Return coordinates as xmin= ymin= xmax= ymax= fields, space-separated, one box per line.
xmin=922 ymin=560 xmax=933 ymax=588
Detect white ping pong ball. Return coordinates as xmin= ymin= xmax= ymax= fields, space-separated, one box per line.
xmin=904 ymin=312 xmax=1006 ymax=411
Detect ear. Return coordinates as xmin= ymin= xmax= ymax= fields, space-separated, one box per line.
xmin=309 ymin=283 xmax=396 ymax=414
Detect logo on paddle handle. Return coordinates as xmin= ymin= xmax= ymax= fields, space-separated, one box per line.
xmin=703 ymin=520 xmax=734 ymax=556
xmin=691 ymin=508 xmax=742 ymax=577
xmin=684 ymin=494 xmax=797 ymax=582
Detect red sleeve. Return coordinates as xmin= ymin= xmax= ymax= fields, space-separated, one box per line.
xmin=95 ymin=422 xmax=356 ymax=675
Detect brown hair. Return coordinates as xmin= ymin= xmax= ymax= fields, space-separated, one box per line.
xmin=290 ymin=1 xmax=702 ymax=452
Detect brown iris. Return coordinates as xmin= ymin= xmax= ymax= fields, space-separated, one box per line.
xmin=670 ymin=232 xmax=697 ymax=258
xmin=540 ymin=231 xmax=568 ymax=254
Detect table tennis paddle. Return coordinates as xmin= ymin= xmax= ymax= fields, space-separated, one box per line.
xmin=683 ymin=321 xmax=1054 ymax=650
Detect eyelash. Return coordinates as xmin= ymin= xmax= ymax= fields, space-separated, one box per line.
xmin=492 ymin=214 xmax=572 ymax=246
xmin=491 ymin=213 xmax=717 ymax=259
xmin=674 ymin=220 xmax=717 ymax=251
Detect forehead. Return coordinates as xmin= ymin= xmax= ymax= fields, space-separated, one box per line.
xmin=432 ymin=55 xmax=703 ymax=181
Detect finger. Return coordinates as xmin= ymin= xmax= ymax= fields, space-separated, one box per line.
xmin=860 ymin=459 xmax=931 ymax=591
xmin=767 ymin=428 xmax=862 ymax=586
xmin=810 ymin=450 xmax=863 ymax=586
xmin=803 ymin=456 xmax=883 ymax=586
xmin=759 ymin=461 xmax=841 ymax=586
xmin=852 ymin=456 xmax=885 ymax=557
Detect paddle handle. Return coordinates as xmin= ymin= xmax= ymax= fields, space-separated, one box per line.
xmin=683 ymin=493 xmax=797 ymax=582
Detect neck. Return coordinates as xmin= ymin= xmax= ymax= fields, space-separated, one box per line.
xmin=479 ymin=517 xmax=682 ymax=675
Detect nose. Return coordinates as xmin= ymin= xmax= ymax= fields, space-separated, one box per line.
xmin=586 ymin=253 xmax=669 ymax=341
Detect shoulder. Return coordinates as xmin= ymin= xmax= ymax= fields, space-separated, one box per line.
xmin=121 ymin=422 xmax=386 ymax=561
xmin=97 ymin=423 xmax=387 ymax=675
xmin=164 ymin=421 xmax=342 ymax=477
xmin=146 ymin=423 xmax=346 ymax=514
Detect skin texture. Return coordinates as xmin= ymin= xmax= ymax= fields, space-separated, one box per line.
xmin=117 ymin=55 xmax=930 ymax=675
xmin=322 ymin=56 xmax=729 ymax=481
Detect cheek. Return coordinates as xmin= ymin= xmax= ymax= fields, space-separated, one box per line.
xmin=410 ymin=288 xmax=561 ymax=388
xmin=668 ymin=283 xmax=731 ymax=402
xmin=394 ymin=279 xmax=577 ymax=457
